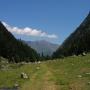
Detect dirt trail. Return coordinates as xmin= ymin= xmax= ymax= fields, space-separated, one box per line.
xmin=42 ymin=70 xmax=57 ymax=90
xmin=21 ymin=63 xmax=59 ymax=90
xmin=40 ymin=63 xmax=59 ymax=90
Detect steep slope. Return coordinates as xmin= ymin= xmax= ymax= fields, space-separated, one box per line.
xmin=26 ymin=40 xmax=59 ymax=56
xmin=53 ymin=12 xmax=90 ymax=58
xmin=0 ymin=21 xmax=39 ymax=62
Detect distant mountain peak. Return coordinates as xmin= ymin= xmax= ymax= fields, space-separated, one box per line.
xmin=38 ymin=40 xmax=49 ymax=42
xmin=25 ymin=40 xmax=59 ymax=56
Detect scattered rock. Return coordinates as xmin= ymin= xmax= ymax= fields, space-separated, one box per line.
xmin=38 ymin=61 xmax=41 ymax=64
xmin=88 ymin=82 xmax=90 ymax=85
xmin=14 ymin=83 xmax=19 ymax=87
xmin=21 ymin=62 xmax=26 ymax=64
xmin=85 ymin=72 xmax=90 ymax=75
xmin=71 ymin=63 xmax=74 ymax=66
xmin=77 ymin=75 xmax=82 ymax=78
xmin=0 ymin=64 xmax=9 ymax=70
xmin=73 ymin=55 xmax=76 ymax=57
xmin=78 ymin=54 xmax=81 ymax=56
xmin=81 ymin=52 xmax=86 ymax=56
xmin=36 ymin=67 xmax=40 ymax=70
xmin=21 ymin=72 xmax=28 ymax=79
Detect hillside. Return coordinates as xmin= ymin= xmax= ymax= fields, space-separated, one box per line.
xmin=0 ymin=21 xmax=39 ymax=62
xmin=26 ymin=40 xmax=59 ymax=56
xmin=53 ymin=12 xmax=90 ymax=58
xmin=0 ymin=53 xmax=90 ymax=90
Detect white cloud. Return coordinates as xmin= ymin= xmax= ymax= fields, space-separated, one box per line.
xmin=2 ymin=21 xmax=58 ymax=39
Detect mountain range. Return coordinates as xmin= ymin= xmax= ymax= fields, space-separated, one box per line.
xmin=26 ymin=40 xmax=59 ymax=56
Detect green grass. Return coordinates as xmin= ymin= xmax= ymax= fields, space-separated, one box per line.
xmin=0 ymin=54 xmax=90 ymax=90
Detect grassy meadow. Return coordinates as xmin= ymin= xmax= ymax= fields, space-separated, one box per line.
xmin=0 ymin=54 xmax=90 ymax=90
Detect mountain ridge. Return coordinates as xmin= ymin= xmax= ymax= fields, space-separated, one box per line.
xmin=53 ymin=12 xmax=90 ymax=58
xmin=25 ymin=40 xmax=59 ymax=56
xmin=0 ymin=21 xmax=39 ymax=62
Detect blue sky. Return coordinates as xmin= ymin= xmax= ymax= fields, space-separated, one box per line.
xmin=0 ymin=0 xmax=90 ymax=44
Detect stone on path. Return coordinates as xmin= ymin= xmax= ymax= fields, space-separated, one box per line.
xmin=21 ymin=72 xmax=28 ymax=79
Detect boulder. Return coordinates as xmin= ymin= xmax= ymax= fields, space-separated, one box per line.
xmin=77 ymin=75 xmax=82 ymax=78
xmin=38 ymin=61 xmax=41 ymax=64
xmin=36 ymin=67 xmax=40 ymax=70
xmin=21 ymin=72 xmax=28 ymax=79
xmin=14 ymin=83 xmax=19 ymax=87
xmin=81 ymin=52 xmax=86 ymax=56
xmin=88 ymin=82 xmax=90 ymax=85
xmin=85 ymin=72 xmax=90 ymax=75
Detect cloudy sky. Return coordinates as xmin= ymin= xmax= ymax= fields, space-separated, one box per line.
xmin=0 ymin=0 xmax=90 ymax=44
xmin=2 ymin=21 xmax=57 ymax=39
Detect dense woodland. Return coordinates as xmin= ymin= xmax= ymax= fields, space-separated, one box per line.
xmin=53 ymin=12 xmax=90 ymax=58
xmin=0 ymin=22 xmax=39 ymax=62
